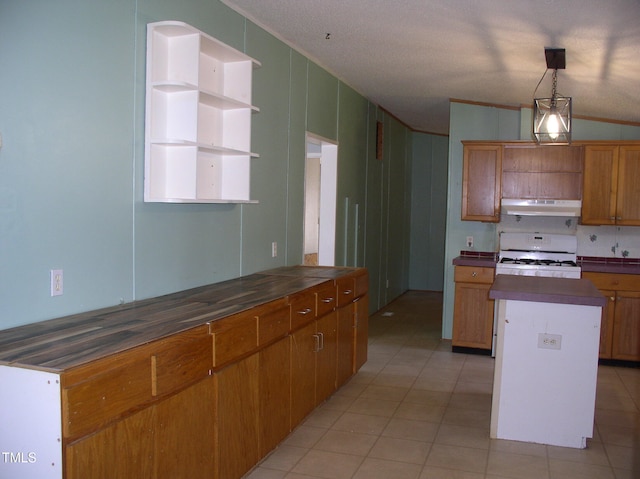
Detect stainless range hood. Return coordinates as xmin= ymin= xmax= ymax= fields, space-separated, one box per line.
xmin=501 ymin=198 xmax=582 ymax=217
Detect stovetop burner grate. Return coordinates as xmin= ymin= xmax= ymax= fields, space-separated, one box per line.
xmin=499 ymin=258 xmax=578 ymax=267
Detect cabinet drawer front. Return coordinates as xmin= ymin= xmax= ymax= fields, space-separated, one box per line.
xmin=210 ymin=313 xmax=258 ymax=368
xmin=63 ymin=356 xmax=152 ymax=440
xmin=316 ymin=282 xmax=337 ymax=317
xmin=258 ymin=306 xmax=291 ymax=346
xmin=354 ymin=271 xmax=369 ymax=298
xmin=336 ymin=276 xmax=356 ymax=307
xmin=454 ymin=266 xmax=495 ymax=284
xmin=152 ymin=326 xmax=212 ymax=397
xmin=583 ymin=272 xmax=640 ymax=292
xmin=289 ymin=290 xmax=317 ymax=328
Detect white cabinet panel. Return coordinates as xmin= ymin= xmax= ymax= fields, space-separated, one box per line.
xmin=0 ymin=366 xmax=62 ymax=479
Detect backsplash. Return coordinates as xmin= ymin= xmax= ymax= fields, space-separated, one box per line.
xmin=497 ymin=215 xmax=640 ymax=258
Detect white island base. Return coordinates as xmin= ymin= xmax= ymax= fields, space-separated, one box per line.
xmin=489 ymin=276 xmax=604 ymax=449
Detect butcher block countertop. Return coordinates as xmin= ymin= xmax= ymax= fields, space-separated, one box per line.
xmin=0 ymin=267 xmax=361 ymax=372
xmin=489 ymin=275 xmax=606 ymax=307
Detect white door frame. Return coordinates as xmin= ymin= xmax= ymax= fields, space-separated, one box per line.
xmin=305 ymin=133 xmax=337 ymax=266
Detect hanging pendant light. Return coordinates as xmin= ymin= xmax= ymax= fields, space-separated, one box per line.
xmin=533 ymin=48 xmax=572 ymax=144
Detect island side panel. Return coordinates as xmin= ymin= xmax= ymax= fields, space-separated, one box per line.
xmin=490 ymin=299 xmax=601 ymax=448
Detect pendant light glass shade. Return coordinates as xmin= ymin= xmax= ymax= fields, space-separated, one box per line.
xmin=533 ymin=48 xmax=571 ymax=144
xmin=533 ymin=95 xmax=572 ymax=144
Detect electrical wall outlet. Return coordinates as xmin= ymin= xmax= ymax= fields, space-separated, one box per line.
xmin=466 ymin=236 xmax=474 ymax=248
xmin=271 ymin=241 xmax=277 ymax=258
xmin=538 ymin=333 xmax=562 ymax=350
xmin=50 ymin=269 xmax=63 ymax=296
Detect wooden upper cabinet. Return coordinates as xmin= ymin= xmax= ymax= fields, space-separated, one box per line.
xmin=617 ymin=146 xmax=640 ymax=226
xmin=582 ymin=145 xmax=618 ymax=225
xmin=461 ymin=143 xmax=502 ymax=222
xmin=582 ymin=144 xmax=640 ymax=226
xmin=501 ymin=145 xmax=583 ymax=199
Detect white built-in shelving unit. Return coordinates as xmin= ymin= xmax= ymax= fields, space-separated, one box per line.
xmin=144 ymin=21 xmax=260 ymax=203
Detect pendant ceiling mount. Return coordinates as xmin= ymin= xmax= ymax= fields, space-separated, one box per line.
xmin=545 ymin=48 xmax=565 ymax=70
xmin=533 ymin=47 xmax=572 ymax=145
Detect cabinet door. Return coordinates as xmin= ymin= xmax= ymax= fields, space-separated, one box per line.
xmin=582 ymin=145 xmax=618 ymax=225
xmin=259 ymin=336 xmax=291 ymax=457
xmin=452 ymin=282 xmax=494 ymax=350
xmin=336 ymin=304 xmax=355 ymax=388
xmin=612 ymin=291 xmax=640 ymax=361
xmin=214 ymin=354 xmax=260 ymax=479
xmin=461 ymin=144 xmax=501 ymax=222
xmin=616 ymin=146 xmax=640 ymax=226
xmin=354 ymin=294 xmax=369 ymax=372
xmin=155 ymin=377 xmax=215 ymax=479
xmin=598 ymin=291 xmax=616 ymax=359
xmin=65 ymin=406 xmax=155 ymax=479
xmin=316 ymin=311 xmax=338 ymax=404
xmin=290 ymin=321 xmax=317 ymax=426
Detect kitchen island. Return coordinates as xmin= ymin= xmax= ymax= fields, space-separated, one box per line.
xmin=489 ymin=275 xmax=605 ymax=448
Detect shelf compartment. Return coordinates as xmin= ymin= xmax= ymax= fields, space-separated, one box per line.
xmin=149 ymin=27 xmax=200 ymax=85
xmin=147 ymin=145 xmax=198 ymax=201
xmin=196 ymin=152 xmax=251 ymax=202
xmin=150 ymin=89 xmax=198 ymax=142
xmin=197 ymin=103 xmax=251 ymax=153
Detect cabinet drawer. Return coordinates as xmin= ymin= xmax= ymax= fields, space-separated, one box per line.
xmin=582 ymin=272 xmax=640 ymax=292
xmin=454 ymin=266 xmax=495 ymax=284
xmin=258 ymin=306 xmax=290 ymax=346
xmin=290 ymin=289 xmax=317 ymax=329
xmin=210 ymin=312 xmax=258 ymax=368
xmin=63 ymin=352 xmax=152 ymax=440
xmin=316 ymin=281 xmax=337 ymax=317
xmin=354 ymin=271 xmax=369 ymax=298
xmin=337 ymin=276 xmax=356 ymax=307
xmin=151 ymin=325 xmax=212 ymax=397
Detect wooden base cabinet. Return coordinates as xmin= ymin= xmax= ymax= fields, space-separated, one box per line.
xmin=290 ymin=312 xmax=338 ymax=425
xmin=354 ymin=295 xmax=369 ymax=372
xmin=259 ymin=336 xmax=292 ymax=457
xmin=65 ymin=376 xmax=215 ymax=479
xmin=452 ymin=266 xmax=495 ymax=352
xmin=316 ymin=311 xmax=338 ymax=401
xmin=337 ymin=302 xmax=356 ymax=388
xmin=583 ymin=272 xmax=640 ymax=362
xmin=214 ymin=354 xmax=260 ymax=479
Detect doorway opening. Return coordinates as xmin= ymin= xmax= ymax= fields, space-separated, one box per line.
xmin=303 ymin=134 xmax=337 ymax=266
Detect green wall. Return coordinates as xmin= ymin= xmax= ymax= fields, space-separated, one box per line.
xmin=0 ymin=0 xmax=414 ymax=329
xmin=409 ymin=133 xmax=449 ymax=291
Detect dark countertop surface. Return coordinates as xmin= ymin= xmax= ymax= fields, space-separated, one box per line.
xmin=0 ymin=267 xmax=363 ymax=372
xmin=489 ymin=275 xmax=606 ymax=307
xmin=452 ymin=252 xmax=498 ymax=268
xmin=453 ymin=252 xmax=640 ymax=275
xmin=579 ymin=257 xmax=640 ymax=275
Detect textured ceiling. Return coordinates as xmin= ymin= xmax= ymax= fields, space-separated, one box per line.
xmin=222 ymin=0 xmax=640 ymax=135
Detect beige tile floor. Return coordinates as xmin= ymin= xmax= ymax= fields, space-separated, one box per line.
xmin=246 ymin=291 xmax=640 ymax=479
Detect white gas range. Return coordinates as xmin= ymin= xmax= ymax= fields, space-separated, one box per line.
xmin=495 ymin=232 xmax=581 ymax=279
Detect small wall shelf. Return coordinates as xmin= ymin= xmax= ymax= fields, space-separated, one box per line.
xmin=144 ymin=21 xmax=260 ymax=203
